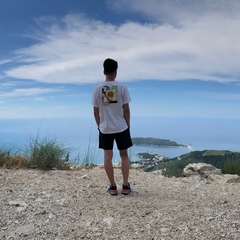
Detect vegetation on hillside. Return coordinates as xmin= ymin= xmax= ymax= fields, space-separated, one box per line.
xmin=132 ymin=137 xmax=188 ymax=147
xmin=149 ymin=150 xmax=240 ymax=177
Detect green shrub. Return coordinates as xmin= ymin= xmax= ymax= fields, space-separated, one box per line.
xmin=222 ymin=159 xmax=240 ymax=175
xmin=152 ymin=150 xmax=240 ymax=177
xmin=27 ymin=136 xmax=71 ymax=170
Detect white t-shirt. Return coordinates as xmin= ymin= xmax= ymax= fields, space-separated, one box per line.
xmin=92 ymin=81 xmax=131 ymax=134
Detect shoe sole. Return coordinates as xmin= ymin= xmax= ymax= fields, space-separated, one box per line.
xmin=107 ymin=190 xmax=118 ymax=196
xmin=121 ymin=189 xmax=131 ymax=195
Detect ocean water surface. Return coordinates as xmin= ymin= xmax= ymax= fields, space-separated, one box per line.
xmin=0 ymin=117 xmax=239 ymax=165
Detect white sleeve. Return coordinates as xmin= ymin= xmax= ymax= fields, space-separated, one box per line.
xmin=123 ymin=86 xmax=131 ymax=104
xmin=92 ymin=87 xmax=99 ymax=107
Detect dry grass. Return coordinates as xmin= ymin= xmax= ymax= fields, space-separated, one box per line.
xmin=4 ymin=155 xmax=30 ymax=169
xmin=0 ymin=133 xmax=96 ymax=170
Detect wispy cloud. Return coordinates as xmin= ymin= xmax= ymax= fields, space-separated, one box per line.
xmin=199 ymin=91 xmax=240 ymax=100
xmin=0 ymin=88 xmax=63 ymax=98
xmin=0 ymin=82 xmax=19 ymax=88
xmin=109 ymin=0 xmax=240 ymax=23
xmin=4 ymin=0 xmax=240 ymax=84
xmin=0 ymin=59 xmax=12 ymax=65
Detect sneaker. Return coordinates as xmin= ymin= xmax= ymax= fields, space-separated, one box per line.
xmin=106 ymin=185 xmax=118 ymax=195
xmin=121 ymin=183 xmax=132 ymax=195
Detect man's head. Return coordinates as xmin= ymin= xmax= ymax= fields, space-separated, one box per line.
xmin=103 ymin=58 xmax=118 ymax=75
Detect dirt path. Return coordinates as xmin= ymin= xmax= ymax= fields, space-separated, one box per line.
xmin=0 ymin=167 xmax=239 ymax=239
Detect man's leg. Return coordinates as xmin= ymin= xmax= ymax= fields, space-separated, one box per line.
xmin=104 ymin=149 xmax=116 ymax=186
xmin=119 ymin=149 xmax=130 ymax=186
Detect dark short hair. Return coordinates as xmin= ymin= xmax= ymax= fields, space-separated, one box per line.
xmin=103 ymin=58 xmax=118 ymax=74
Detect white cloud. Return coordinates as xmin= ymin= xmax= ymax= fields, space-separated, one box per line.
xmin=109 ymin=0 xmax=240 ymax=24
xmin=0 ymin=59 xmax=12 ymax=65
xmin=5 ymin=1 xmax=240 ymax=84
xmin=0 ymin=82 xmax=19 ymax=88
xmin=0 ymin=88 xmax=63 ymax=98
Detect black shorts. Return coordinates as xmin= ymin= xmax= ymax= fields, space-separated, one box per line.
xmin=99 ymin=128 xmax=133 ymax=150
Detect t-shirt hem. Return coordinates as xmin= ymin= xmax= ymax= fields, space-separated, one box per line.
xmin=99 ymin=126 xmax=128 ymax=134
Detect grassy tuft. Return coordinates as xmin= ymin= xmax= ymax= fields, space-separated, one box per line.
xmin=74 ymin=141 xmax=96 ymax=168
xmin=72 ymin=131 xmax=97 ymax=168
xmin=27 ymin=136 xmax=71 ymax=170
xmin=0 ymin=125 xmax=98 ymax=170
xmin=5 ymin=155 xmax=30 ymax=169
xmin=0 ymin=149 xmax=10 ymax=167
xmin=0 ymin=147 xmax=30 ymax=169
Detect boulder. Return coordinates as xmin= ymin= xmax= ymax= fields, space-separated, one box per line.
xmin=183 ymin=163 xmax=222 ymax=179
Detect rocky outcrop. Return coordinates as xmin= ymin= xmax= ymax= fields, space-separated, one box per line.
xmin=183 ymin=163 xmax=222 ymax=178
xmin=183 ymin=163 xmax=240 ymax=184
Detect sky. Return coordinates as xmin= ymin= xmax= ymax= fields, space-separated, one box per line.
xmin=1 ymin=0 xmax=240 ymax=119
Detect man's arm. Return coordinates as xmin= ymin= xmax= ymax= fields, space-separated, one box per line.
xmin=93 ymin=107 xmax=100 ymax=128
xmin=123 ymin=103 xmax=130 ymax=129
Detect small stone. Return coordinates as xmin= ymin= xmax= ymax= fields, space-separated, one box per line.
xmin=82 ymin=174 xmax=90 ymax=180
xmin=160 ymin=227 xmax=170 ymax=234
xmin=35 ymin=198 xmax=44 ymax=203
xmin=16 ymin=206 xmax=27 ymax=212
xmin=9 ymin=200 xmax=28 ymax=207
xmin=207 ymin=217 xmax=215 ymax=221
xmin=14 ymin=223 xmax=35 ymax=235
xmin=9 ymin=200 xmax=28 ymax=212
xmin=103 ymin=217 xmax=114 ymax=226
xmin=48 ymin=212 xmax=54 ymax=219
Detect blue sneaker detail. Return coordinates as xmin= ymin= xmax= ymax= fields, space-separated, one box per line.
xmin=106 ymin=185 xmax=118 ymax=195
xmin=121 ymin=183 xmax=132 ymax=195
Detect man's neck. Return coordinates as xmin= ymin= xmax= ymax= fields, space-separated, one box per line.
xmin=105 ymin=71 xmax=117 ymax=81
xmin=105 ymin=75 xmax=116 ymax=81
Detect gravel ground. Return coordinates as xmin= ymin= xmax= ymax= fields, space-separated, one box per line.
xmin=0 ymin=167 xmax=239 ymax=240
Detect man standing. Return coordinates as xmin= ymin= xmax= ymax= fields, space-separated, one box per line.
xmin=92 ymin=58 xmax=133 ymax=195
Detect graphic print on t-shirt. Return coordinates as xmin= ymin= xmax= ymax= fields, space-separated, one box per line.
xmin=101 ymin=85 xmax=117 ymax=105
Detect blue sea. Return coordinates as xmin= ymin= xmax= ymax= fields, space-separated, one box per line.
xmin=0 ymin=117 xmax=240 ymax=165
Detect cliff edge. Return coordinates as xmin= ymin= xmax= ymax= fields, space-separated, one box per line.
xmin=0 ymin=167 xmax=239 ymax=239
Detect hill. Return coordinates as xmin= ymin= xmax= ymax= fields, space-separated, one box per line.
xmin=132 ymin=137 xmax=188 ymax=147
xmin=149 ymin=150 xmax=240 ymax=177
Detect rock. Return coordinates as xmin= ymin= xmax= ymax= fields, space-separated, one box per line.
xmin=192 ymin=174 xmax=202 ymax=182
xmin=183 ymin=163 xmax=222 ymax=179
xmin=226 ymin=176 xmax=240 ymax=183
xmin=14 ymin=223 xmax=35 ymax=235
xmin=9 ymin=200 xmax=28 ymax=212
xmin=9 ymin=200 xmax=28 ymax=207
xmin=160 ymin=227 xmax=170 ymax=234
xmin=48 ymin=212 xmax=55 ymax=219
xmin=50 ymin=204 xmax=63 ymax=215
xmin=82 ymin=174 xmax=90 ymax=180
xmin=103 ymin=217 xmax=114 ymax=226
